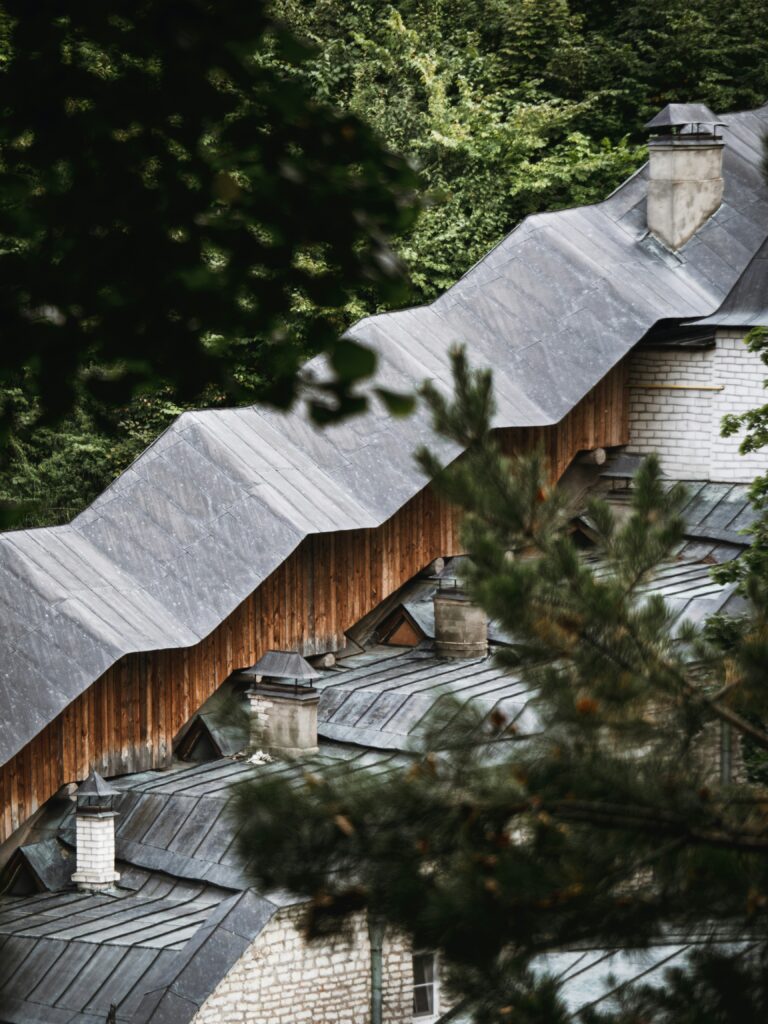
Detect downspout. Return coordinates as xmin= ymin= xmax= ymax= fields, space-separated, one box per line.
xmin=368 ymin=913 xmax=384 ymax=1024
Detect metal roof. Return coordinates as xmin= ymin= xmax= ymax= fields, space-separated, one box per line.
xmin=0 ymin=888 xmax=219 ymax=951
xmin=316 ymin=646 xmax=540 ymax=750
xmin=0 ymin=747 xmax=408 ymax=1023
xmin=346 ymin=555 xmax=514 ymax=649
xmin=675 ymin=480 xmax=755 ymax=544
xmin=0 ymin=885 xmax=277 ymax=1024
xmin=437 ymin=939 xmax=754 ymax=1024
xmin=0 ymin=104 xmax=767 ymax=769
xmin=0 ymin=479 xmax=753 ymax=1023
xmin=325 ymin=479 xmax=751 ymax=750
xmin=319 ymin=581 xmax=744 ymax=753
xmin=601 ymin=479 xmax=754 ymax=544
xmin=54 ymin=748 xmax=403 ymax=893
xmin=691 ymin=235 xmax=768 ymax=329
xmin=586 ymin=554 xmax=743 ymax=629
xmin=0 ymin=873 xmax=230 ymax=1024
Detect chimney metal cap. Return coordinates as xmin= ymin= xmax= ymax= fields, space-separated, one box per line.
xmin=241 ymin=650 xmax=321 ymax=682
xmin=644 ymin=103 xmax=726 ymax=134
xmin=434 ymin=577 xmax=470 ymax=601
xmin=76 ymin=771 xmax=121 ymax=813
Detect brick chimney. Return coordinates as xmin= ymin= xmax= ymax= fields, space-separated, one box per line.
xmin=240 ymin=651 xmax=320 ymax=756
xmin=71 ymin=771 xmax=121 ymax=892
xmin=645 ymin=103 xmax=725 ymax=250
xmin=433 ymin=585 xmax=488 ymax=659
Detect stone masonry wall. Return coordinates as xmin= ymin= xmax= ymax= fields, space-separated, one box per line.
xmin=627 ymin=330 xmax=768 ymax=482
xmin=191 ymin=906 xmax=415 ymax=1024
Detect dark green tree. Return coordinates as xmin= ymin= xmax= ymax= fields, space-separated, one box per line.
xmin=232 ymin=349 xmax=768 ymax=1022
xmin=271 ymin=0 xmax=768 ymax=298
xmin=0 ymin=0 xmax=420 ymax=436
xmin=6 ymin=0 xmax=768 ymax=529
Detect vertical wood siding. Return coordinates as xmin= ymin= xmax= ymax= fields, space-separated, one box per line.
xmin=0 ymin=360 xmax=629 ymax=843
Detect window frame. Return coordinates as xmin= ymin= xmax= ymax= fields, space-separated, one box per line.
xmin=412 ymin=950 xmax=439 ymax=1020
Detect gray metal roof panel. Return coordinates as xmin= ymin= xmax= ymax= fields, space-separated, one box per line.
xmin=0 ymin=891 xmax=218 ymax=950
xmin=44 ymin=751 xmax=404 ymax=897
xmin=317 ymin=648 xmax=541 ymax=750
xmin=0 ymin=935 xmax=181 ymax=1021
xmin=131 ymin=890 xmax=280 ymax=1024
xmin=0 ymin=852 xmax=271 ymax=1022
xmin=694 ymin=236 xmax=768 ymax=328
xmin=1 ymin=104 xmax=767 ymax=768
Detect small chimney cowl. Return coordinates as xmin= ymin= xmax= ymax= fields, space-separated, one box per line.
xmin=644 ymin=103 xmax=727 ymax=251
xmin=240 ymin=650 xmax=320 ymax=757
xmin=71 ymin=771 xmax=121 ymax=892
xmin=433 ymin=582 xmax=488 ymax=659
xmin=644 ymin=102 xmax=726 ymax=140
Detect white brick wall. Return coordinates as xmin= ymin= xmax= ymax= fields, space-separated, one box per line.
xmin=191 ymin=906 xmax=416 ymax=1024
xmin=627 ymin=330 xmax=768 ymax=481
xmin=71 ymin=812 xmax=120 ymax=890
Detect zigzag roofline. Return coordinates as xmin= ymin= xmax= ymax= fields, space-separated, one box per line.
xmin=0 ymin=103 xmax=767 ymax=768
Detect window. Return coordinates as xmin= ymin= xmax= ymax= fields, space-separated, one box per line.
xmin=412 ymin=952 xmax=437 ymax=1017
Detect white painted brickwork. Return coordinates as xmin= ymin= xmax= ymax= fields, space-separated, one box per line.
xmin=71 ymin=812 xmax=120 ymax=890
xmin=191 ymin=906 xmax=415 ymax=1024
xmin=627 ymin=330 xmax=768 ymax=482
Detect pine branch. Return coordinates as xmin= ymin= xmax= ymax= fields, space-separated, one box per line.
xmin=705 ymin=699 xmax=768 ymax=753
xmin=544 ymin=799 xmax=768 ymax=852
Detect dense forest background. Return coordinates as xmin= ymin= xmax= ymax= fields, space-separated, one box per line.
xmin=3 ymin=0 xmax=768 ymax=527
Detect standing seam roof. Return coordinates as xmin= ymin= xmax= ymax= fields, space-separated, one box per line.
xmin=0 ymin=104 xmax=767 ymax=767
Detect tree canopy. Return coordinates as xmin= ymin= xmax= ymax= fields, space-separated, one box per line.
xmin=270 ymin=0 xmax=768 ymax=299
xmin=2 ymin=0 xmax=768 ymax=524
xmin=0 ymin=1 xmax=419 ymax=445
xmin=232 ymin=349 xmax=768 ymax=1023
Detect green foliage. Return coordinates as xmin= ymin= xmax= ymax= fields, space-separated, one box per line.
xmin=581 ymin=945 xmax=768 ymax=1023
xmin=0 ymin=378 xmax=191 ymax=526
xmin=270 ymin=0 xmax=645 ymax=298
xmin=270 ymin=0 xmax=768 ymax=299
xmin=0 ymin=0 xmax=419 ymax=436
xmin=232 ymin=351 xmax=768 ymax=1022
xmin=3 ymin=0 xmax=768 ymax=526
xmin=710 ymin=329 xmax=768 ymax=793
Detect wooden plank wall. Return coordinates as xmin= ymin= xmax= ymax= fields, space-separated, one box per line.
xmin=0 ymin=359 xmax=629 ymax=843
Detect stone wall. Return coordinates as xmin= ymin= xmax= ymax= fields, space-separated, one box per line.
xmin=191 ymin=905 xmax=416 ymax=1024
xmin=627 ymin=330 xmax=768 ymax=482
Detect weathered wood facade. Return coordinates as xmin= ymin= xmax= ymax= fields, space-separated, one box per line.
xmin=0 ymin=360 xmax=629 ymax=844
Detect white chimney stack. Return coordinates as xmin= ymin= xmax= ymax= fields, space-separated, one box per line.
xmin=71 ymin=771 xmax=121 ymax=892
xmin=645 ymin=103 xmax=725 ymax=251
